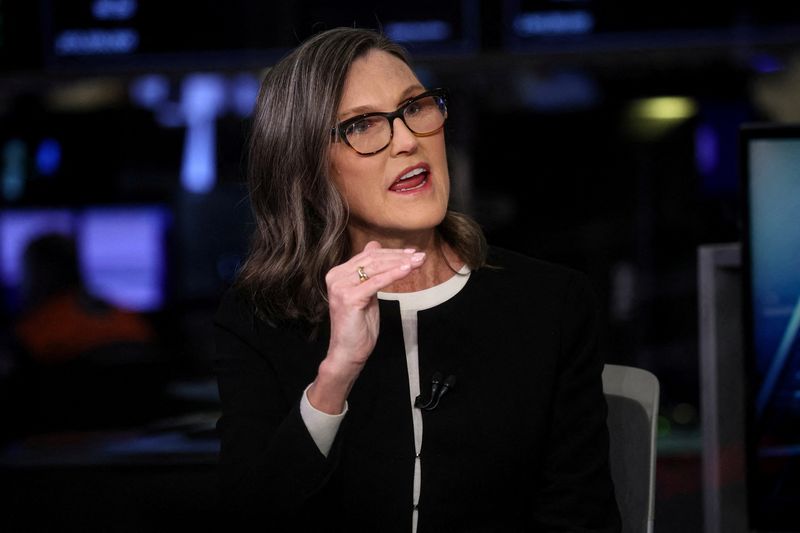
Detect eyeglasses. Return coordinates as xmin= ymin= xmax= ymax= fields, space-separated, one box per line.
xmin=331 ymin=88 xmax=448 ymax=155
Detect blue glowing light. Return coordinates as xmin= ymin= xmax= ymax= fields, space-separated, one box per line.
xmin=35 ymin=138 xmax=62 ymax=176
xmin=92 ymin=0 xmax=137 ymax=20
xmin=2 ymin=139 xmax=26 ymax=201
xmin=750 ymin=54 xmax=784 ymax=74
xmin=180 ymin=74 xmax=226 ymax=194
xmin=385 ymin=20 xmax=452 ymax=43
xmin=129 ymin=74 xmax=170 ymax=109
xmin=55 ymin=28 xmax=139 ymax=56
xmin=694 ymin=124 xmax=719 ymax=176
xmin=513 ymin=10 xmax=594 ymax=37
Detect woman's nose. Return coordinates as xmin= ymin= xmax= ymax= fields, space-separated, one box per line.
xmin=389 ymin=117 xmax=419 ymax=155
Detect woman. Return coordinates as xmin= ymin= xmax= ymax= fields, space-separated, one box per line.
xmin=214 ymin=27 xmax=620 ymax=532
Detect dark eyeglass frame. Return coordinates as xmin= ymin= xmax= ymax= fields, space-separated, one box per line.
xmin=331 ymin=88 xmax=448 ymax=156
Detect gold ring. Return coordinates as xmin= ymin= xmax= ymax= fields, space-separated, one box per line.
xmin=357 ymin=266 xmax=369 ymax=283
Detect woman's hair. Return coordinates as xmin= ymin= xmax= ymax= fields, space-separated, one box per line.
xmin=237 ymin=27 xmax=487 ymax=324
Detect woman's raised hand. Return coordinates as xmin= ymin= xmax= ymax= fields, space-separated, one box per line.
xmin=308 ymin=241 xmax=425 ymax=413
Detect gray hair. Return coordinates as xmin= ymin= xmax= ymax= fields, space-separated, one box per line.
xmin=238 ymin=27 xmax=486 ymax=325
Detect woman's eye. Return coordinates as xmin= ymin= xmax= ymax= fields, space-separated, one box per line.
xmin=405 ymin=102 xmax=422 ymax=116
xmin=347 ymin=120 xmax=369 ymax=135
xmin=348 ymin=120 xmax=372 ymax=135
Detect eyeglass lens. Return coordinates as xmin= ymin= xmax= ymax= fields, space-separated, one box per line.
xmin=344 ymin=95 xmax=446 ymax=154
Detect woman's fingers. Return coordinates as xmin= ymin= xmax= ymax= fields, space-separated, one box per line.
xmin=349 ymin=254 xmax=424 ymax=293
xmin=327 ymin=251 xmax=425 ymax=297
xmin=349 ymin=253 xmax=424 ymax=282
xmin=327 ymin=242 xmax=422 ymax=284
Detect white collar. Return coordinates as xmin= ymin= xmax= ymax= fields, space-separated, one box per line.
xmin=378 ymin=265 xmax=470 ymax=312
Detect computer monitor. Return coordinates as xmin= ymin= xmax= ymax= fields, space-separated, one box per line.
xmin=741 ymin=124 xmax=800 ymax=532
xmin=0 ymin=205 xmax=171 ymax=313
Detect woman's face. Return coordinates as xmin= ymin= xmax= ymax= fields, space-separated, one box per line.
xmin=328 ymin=50 xmax=450 ymax=245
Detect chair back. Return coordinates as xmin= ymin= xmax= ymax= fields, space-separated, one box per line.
xmin=602 ymin=364 xmax=660 ymax=533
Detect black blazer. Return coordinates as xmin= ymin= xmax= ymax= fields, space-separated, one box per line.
xmin=214 ymin=247 xmax=621 ymax=532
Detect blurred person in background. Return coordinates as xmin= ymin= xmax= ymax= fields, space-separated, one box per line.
xmin=10 ymin=233 xmax=162 ymax=433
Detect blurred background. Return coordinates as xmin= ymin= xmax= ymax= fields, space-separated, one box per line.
xmin=1 ymin=0 xmax=799 ymax=531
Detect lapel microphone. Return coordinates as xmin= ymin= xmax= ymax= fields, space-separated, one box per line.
xmin=415 ymin=372 xmax=456 ymax=411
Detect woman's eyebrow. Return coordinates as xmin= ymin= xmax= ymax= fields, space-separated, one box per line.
xmin=338 ymin=84 xmax=427 ymax=118
xmin=396 ymin=84 xmax=426 ymax=104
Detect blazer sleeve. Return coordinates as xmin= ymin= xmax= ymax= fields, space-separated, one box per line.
xmin=531 ymin=271 xmax=622 ymax=532
xmin=213 ymin=290 xmax=343 ymax=528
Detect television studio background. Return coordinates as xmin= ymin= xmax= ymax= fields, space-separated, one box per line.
xmin=1 ymin=1 xmax=800 ymax=531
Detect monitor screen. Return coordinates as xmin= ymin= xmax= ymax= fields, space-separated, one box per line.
xmin=0 ymin=209 xmax=75 ymax=290
xmin=40 ymin=0 xmax=480 ymax=68
xmin=0 ymin=205 xmax=171 ymax=313
xmin=742 ymin=124 xmax=800 ymax=532
xmin=503 ymin=0 xmax=800 ymax=50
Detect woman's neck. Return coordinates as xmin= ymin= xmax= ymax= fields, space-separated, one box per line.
xmin=349 ymin=229 xmax=463 ymax=293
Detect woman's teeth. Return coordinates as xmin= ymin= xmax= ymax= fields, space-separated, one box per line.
xmin=399 ymin=167 xmax=426 ymax=181
xmin=390 ymin=168 xmax=428 ymax=191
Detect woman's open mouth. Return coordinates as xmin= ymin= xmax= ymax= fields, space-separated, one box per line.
xmin=388 ymin=166 xmax=429 ymax=192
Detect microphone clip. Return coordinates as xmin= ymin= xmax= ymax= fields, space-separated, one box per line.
xmin=415 ymin=371 xmax=456 ymax=412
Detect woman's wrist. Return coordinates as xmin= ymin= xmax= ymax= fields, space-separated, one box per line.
xmin=308 ymin=356 xmax=362 ymax=414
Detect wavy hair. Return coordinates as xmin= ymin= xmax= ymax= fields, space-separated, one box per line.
xmin=237 ymin=27 xmax=487 ymax=324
